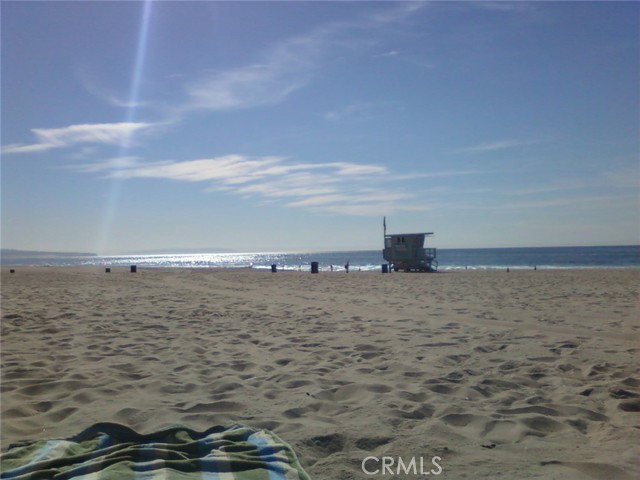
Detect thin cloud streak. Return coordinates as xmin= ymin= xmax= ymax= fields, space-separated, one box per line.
xmin=4 ymin=3 xmax=429 ymax=155
xmin=84 ymin=154 xmax=452 ymax=216
xmin=1 ymin=142 xmax=56 ymax=155
xmin=109 ymin=156 xmax=285 ymax=183
xmin=183 ymin=64 xmax=310 ymax=112
xmin=449 ymin=139 xmax=539 ymax=154
xmin=177 ymin=19 xmax=326 ymax=115
xmin=471 ymin=2 xmax=536 ymax=13
xmin=173 ymin=2 xmax=427 ymax=117
xmin=364 ymin=1 xmax=427 ymax=24
xmin=2 ymin=122 xmax=155 ymax=155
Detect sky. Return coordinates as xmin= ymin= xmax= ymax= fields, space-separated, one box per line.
xmin=1 ymin=1 xmax=638 ymax=254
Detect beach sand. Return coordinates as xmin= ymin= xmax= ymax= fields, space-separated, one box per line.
xmin=1 ymin=267 xmax=639 ymax=479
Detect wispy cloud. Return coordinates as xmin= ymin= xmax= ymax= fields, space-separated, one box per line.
xmin=109 ymin=155 xmax=285 ymax=183
xmin=364 ymin=2 xmax=427 ymax=24
xmin=1 ymin=142 xmax=55 ymax=155
xmin=470 ymin=2 xmax=536 ymax=13
xmin=83 ymin=153 xmax=451 ymax=216
xmin=177 ymin=19 xmax=329 ymax=114
xmin=448 ymin=139 xmax=539 ymax=154
xmin=183 ymin=62 xmax=311 ymax=112
xmin=174 ymin=3 xmax=427 ymax=116
xmin=5 ymin=3 xmax=429 ymax=155
xmin=2 ymin=122 xmax=155 ymax=155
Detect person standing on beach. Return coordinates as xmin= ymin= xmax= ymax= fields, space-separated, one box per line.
xmin=345 ymin=261 xmax=349 ymax=273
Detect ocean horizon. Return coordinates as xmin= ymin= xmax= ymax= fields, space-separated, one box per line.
xmin=2 ymin=245 xmax=639 ymax=271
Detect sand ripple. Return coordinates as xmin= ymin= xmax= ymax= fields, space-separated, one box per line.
xmin=2 ymin=267 xmax=639 ymax=479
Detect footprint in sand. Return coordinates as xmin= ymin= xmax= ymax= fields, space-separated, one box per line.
xmin=303 ymin=433 xmax=345 ymax=456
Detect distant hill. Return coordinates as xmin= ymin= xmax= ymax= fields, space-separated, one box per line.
xmin=1 ymin=249 xmax=97 ymax=258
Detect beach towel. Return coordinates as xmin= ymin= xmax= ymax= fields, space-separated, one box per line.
xmin=0 ymin=423 xmax=312 ymax=480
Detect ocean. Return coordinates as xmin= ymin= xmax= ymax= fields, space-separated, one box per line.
xmin=2 ymin=246 xmax=639 ymax=271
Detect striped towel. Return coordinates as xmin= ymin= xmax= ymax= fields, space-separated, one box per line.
xmin=1 ymin=423 xmax=311 ymax=480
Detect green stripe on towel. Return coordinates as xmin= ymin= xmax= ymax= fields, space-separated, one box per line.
xmin=1 ymin=423 xmax=311 ymax=480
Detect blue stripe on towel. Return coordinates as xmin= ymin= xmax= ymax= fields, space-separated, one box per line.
xmin=247 ymin=430 xmax=287 ymax=480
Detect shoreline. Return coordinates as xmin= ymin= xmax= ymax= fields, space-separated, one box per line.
xmin=2 ymin=245 xmax=638 ymax=271
xmin=2 ymin=265 xmax=639 ymax=271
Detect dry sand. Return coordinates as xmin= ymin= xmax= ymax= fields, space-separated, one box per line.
xmin=1 ymin=267 xmax=639 ymax=479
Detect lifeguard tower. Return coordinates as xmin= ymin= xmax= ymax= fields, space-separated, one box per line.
xmin=382 ymin=218 xmax=438 ymax=272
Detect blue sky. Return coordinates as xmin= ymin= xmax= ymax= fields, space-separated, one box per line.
xmin=2 ymin=1 xmax=638 ymax=254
